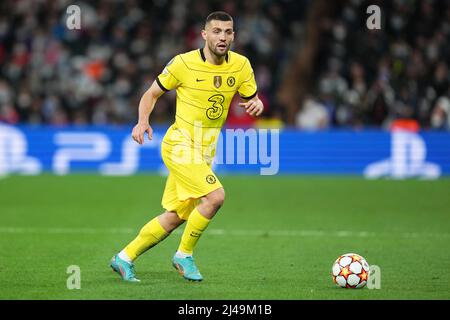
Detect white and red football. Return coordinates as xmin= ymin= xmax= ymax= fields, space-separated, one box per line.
xmin=331 ymin=253 xmax=370 ymax=288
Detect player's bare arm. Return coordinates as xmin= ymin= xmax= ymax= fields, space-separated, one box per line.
xmin=132 ymin=80 xmax=165 ymax=144
xmin=239 ymin=95 xmax=264 ymax=117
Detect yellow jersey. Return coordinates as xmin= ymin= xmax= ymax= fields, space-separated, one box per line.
xmin=156 ymin=48 xmax=257 ymax=159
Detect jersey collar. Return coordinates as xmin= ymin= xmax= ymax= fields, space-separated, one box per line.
xmin=199 ymin=48 xmax=229 ymax=64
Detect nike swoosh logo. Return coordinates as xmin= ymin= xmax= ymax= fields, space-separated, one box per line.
xmin=196 ymin=79 xmax=205 ymax=82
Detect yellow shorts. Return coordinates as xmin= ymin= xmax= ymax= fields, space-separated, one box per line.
xmin=160 ymin=133 xmax=223 ymax=220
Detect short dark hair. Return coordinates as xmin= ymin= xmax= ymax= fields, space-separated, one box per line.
xmin=205 ymin=11 xmax=233 ymax=26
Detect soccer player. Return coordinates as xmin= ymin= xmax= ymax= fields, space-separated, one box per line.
xmin=110 ymin=11 xmax=264 ymax=282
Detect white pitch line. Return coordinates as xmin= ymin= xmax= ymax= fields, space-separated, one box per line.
xmin=0 ymin=227 xmax=134 ymax=234
xmin=0 ymin=227 xmax=448 ymax=239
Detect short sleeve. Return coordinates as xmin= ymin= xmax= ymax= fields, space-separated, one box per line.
xmin=238 ymin=59 xmax=257 ymax=99
xmin=156 ymin=56 xmax=182 ymax=91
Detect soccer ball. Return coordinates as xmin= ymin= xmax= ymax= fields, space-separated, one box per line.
xmin=331 ymin=253 xmax=370 ymax=288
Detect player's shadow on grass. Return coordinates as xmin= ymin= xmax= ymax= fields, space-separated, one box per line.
xmin=110 ymin=270 xmax=198 ymax=283
xmin=107 ymin=268 xmax=206 ymax=285
xmin=144 ymin=270 xmax=208 ymax=285
xmin=107 ymin=273 xmax=167 ymax=285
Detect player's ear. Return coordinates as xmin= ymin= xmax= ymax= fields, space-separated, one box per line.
xmin=201 ymin=29 xmax=207 ymax=41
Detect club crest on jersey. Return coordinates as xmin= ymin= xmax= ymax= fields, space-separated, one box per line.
xmin=214 ymin=76 xmax=222 ymax=88
xmin=206 ymin=175 xmax=217 ymax=184
xmin=227 ymin=76 xmax=235 ymax=87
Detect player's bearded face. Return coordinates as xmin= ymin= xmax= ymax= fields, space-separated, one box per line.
xmin=204 ymin=20 xmax=234 ymax=57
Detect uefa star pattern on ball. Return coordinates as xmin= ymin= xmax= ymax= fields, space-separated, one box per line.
xmin=331 ymin=253 xmax=370 ymax=289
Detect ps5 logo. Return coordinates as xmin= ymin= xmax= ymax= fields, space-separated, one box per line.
xmin=0 ymin=124 xmax=41 ymax=176
xmin=0 ymin=124 xmax=160 ymax=176
xmin=364 ymin=131 xmax=441 ymax=179
xmin=53 ymin=132 xmax=160 ymax=175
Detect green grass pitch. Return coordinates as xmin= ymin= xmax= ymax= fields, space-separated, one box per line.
xmin=0 ymin=175 xmax=449 ymax=300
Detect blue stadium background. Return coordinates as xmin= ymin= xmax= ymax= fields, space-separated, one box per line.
xmin=1 ymin=1 xmax=449 ymax=178
xmin=2 ymin=125 xmax=449 ymax=178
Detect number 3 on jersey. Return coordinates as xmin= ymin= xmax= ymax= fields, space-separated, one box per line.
xmin=206 ymin=94 xmax=225 ymax=120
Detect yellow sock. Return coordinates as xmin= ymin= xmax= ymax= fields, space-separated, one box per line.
xmin=124 ymin=217 xmax=169 ymax=261
xmin=178 ymin=208 xmax=210 ymax=255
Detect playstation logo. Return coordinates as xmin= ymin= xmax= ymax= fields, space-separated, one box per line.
xmin=364 ymin=121 xmax=441 ymax=180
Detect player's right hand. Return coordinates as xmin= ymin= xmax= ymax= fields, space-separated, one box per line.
xmin=132 ymin=122 xmax=153 ymax=144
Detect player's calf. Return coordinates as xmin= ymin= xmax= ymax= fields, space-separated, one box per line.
xmin=158 ymin=211 xmax=185 ymax=232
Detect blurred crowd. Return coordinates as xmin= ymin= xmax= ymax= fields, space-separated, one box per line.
xmin=286 ymin=0 xmax=450 ymax=131
xmin=0 ymin=0 xmax=449 ymax=130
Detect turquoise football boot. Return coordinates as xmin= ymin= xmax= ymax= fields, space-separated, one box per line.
xmin=172 ymin=254 xmax=203 ymax=281
xmin=110 ymin=254 xmax=140 ymax=282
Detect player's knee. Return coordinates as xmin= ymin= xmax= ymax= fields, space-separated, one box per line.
xmin=208 ymin=188 xmax=225 ymax=209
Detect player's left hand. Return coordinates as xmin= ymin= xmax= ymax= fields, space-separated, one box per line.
xmin=239 ymin=96 xmax=264 ymax=117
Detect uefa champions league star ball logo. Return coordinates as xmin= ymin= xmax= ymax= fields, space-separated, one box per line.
xmin=332 ymin=253 xmax=369 ymax=288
